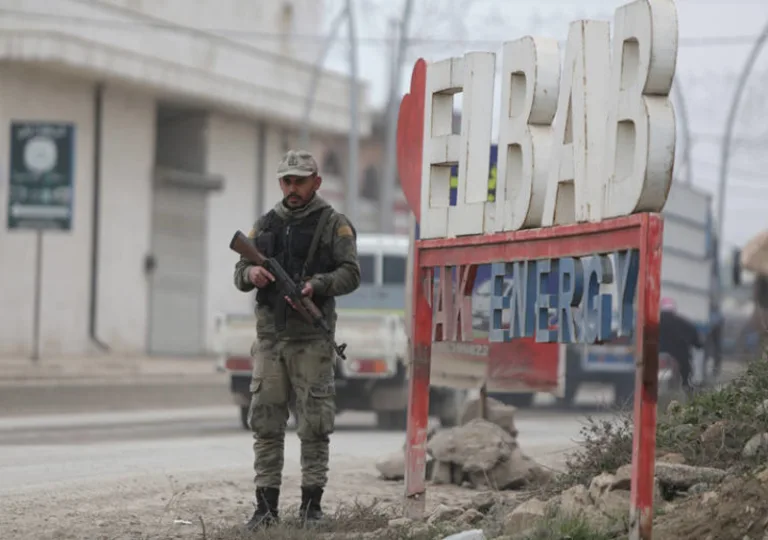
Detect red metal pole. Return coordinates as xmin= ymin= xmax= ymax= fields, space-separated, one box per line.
xmin=404 ymin=250 xmax=433 ymax=518
xmin=629 ymin=213 xmax=664 ymax=540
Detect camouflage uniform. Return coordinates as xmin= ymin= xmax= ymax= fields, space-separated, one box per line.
xmin=233 ymin=150 xmax=360 ymax=528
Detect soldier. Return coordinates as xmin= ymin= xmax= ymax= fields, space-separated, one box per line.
xmin=233 ymin=149 xmax=361 ymax=530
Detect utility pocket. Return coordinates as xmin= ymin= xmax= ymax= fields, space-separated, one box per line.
xmin=303 ymin=382 xmax=336 ymax=437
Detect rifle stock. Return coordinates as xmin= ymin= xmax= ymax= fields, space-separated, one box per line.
xmin=229 ymin=230 xmax=348 ymax=359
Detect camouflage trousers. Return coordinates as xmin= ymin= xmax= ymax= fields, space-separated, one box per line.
xmin=247 ymin=338 xmax=336 ymax=489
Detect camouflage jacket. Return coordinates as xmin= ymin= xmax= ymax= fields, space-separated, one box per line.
xmin=233 ymin=194 xmax=361 ymax=341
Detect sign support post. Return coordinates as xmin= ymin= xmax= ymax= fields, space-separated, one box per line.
xmin=31 ymin=229 xmax=44 ymax=361
xmin=6 ymin=121 xmax=76 ymax=361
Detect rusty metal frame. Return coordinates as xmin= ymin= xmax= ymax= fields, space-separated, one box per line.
xmin=404 ymin=213 xmax=664 ymax=540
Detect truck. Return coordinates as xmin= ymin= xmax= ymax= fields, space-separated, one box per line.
xmin=213 ymin=233 xmax=466 ymax=431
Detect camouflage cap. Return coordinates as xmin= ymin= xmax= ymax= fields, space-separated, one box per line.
xmin=277 ymin=149 xmax=318 ymax=178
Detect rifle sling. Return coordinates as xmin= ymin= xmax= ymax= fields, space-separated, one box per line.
xmin=301 ymin=207 xmax=334 ymax=280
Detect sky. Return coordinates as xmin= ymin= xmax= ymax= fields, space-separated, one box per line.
xmin=310 ymin=0 xmax=768 ymax=253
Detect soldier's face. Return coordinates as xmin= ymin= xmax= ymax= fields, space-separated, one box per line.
xmin=280 ymin=174 xmax=322 ymax=208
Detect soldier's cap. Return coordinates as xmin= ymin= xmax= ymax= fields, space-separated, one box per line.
xmin=277 ymin=150 xmax=318 ymax=178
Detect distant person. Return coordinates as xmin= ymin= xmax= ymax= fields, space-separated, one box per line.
xmin=659 ymin=297 xmax=703 ymax=395
xmin=233 ymin=150 xmax=361 ymax=530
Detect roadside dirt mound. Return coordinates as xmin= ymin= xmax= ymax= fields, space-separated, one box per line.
xmin=654 ymin=472 xmax=768 ymax=540
xmin=375 ymin=397 xmax=553 ymax=492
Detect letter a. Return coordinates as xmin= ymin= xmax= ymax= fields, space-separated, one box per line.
xmin=541 ymin=20 xmax=611 ymax=226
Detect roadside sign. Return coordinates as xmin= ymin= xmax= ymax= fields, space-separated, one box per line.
xmin=7 ymin=121 xmax=75 ymax=231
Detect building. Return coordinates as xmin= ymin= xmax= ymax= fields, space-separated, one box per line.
xmin=0 ymin=0 xmax=371 ymax=359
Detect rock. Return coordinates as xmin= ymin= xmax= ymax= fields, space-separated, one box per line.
xmin=441 ymin=530 xmax=486 ymax=540
xmin=755 ymin=399 xmax=768 ymax=417
xmin=655 ymin=462 xmax=727 ymax=490
xmin=376 ymin=452 xmax=405 ymax=480
xmin=467 ymin=446 xmax=551 ymax=490
xmin=504 ymin=498 xmax=547 ymax=535
xmin=757 ymin=468 xmax=768 ymax=484
xmin=596 ymin=489 xmax=631 ymax=520
xmin=612 ymin=464 xmax=632 ymax=490
xmin=686 ymin=482 xmax=710 ymax=495
xmin=427 ymin=504 xmax=465 ymax=526
xmin=589 ymin=472 xmax=615 ymax=501
xmin=388 ymin=517 xmax=412 ymax=528
xmin=743 ymin=433 xmax=768 ymax=458
xmin=432 ymin=461 xmax=462 ymax=485
xmin=459 ymin=396 xmax=518 ymax=437
xmin=701 ymin=420 xmax=729 ymax=445
xmin=701 ymin=491 xmax=718 ymax=505
xmin=471 ymin=491 xmax=500 ymax=513
xmin=428 ymin=419 xmax=516 ymax=471
xmin=459 ymin=509 xmax=485 ymax=525
xmin=609 ymin=464 xmax=665 ymax=501
xmin=548 ymin=485 xmax=592 ymax=517
xmin=376 ymin=451 xmax=434 ymax=481
xmin=658 ymin=452 xmax=687 ymax=465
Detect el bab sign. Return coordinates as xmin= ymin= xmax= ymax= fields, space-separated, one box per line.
xmin=418 ymin=0 xmax=678 ymax=240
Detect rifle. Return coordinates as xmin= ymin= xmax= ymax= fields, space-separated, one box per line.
xmin=229 ymin=230 xmax=348 ymax=360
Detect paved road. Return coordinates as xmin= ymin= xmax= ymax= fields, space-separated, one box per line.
xmin=0 ymin=405 xmax=612 ymax=539
xmin=0 ymin=406 xmax=605 ymax=492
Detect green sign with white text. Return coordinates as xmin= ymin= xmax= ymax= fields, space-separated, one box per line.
xmin=7 ymin=121 xmax=75 ymax=231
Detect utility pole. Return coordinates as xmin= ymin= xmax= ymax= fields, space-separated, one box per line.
xmin=299 ymin=7 xmax=348 ymax=149
xmin=718 ymin=18 xmax=768 ymax=250
xmin=297 ymin=2 xmax=361 ymax=223
xmin=672 ymin=81 xmax=693 ymax=186
xmin=346 ymin=0 xmax=360 ymax=224
xmin=380 ymin=0 xmax=415 ymax=233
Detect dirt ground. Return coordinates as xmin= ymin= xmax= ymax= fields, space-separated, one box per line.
xmin=1 ymin=462 xmax=511 ymax=540
xmin=654 ymin=474 xmax=768 ymax=540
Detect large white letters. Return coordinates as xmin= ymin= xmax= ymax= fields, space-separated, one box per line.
xmin=495 ymin=37 xmax=560 ymax=231
xmin=419 ymin=53 xmax=496 ymax=239
xmin=602 ymin=0 xmax=678 ymax=217
xmin=418 ymin=0 xmax=679 ymax=239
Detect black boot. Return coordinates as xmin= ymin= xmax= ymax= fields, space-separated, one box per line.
xmin=246 ymin=487 xmax=280 ymax=530
xmin=299 ymin=486 xmax=324 ymax=524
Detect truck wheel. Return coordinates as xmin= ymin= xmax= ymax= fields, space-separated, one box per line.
xmin=240 ymin=406 xmax=250 ymax=431
xmin=376 ymin=410 xmax=407 ymax=431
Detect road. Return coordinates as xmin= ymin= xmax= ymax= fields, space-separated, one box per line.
xmin=0 ymin=404 xmax=610 ymax=540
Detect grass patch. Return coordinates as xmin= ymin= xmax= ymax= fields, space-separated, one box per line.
xmin=554 ymin=351 xmax=768 ymax=492
xmin=517 ymin=513 xmax=620 ymax=540
xmin=205 ymin=499 xmax=459 ymax=540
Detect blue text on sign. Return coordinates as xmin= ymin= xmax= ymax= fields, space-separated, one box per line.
xmin=488 ymin=250 xmax=639 ymax=344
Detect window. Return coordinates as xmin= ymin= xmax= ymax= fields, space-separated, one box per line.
xmin=383 ymin=255 xmax=407 ymax=285
xmin=359 ymin=254 xmax=375 ymax=284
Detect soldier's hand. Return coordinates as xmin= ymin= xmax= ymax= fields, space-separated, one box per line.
xmin=301 ymin=282 xmax=314 ymax=297
xmin=248 ymin=266 xmax=275 ymax=288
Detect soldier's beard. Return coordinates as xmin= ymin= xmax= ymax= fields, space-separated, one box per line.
xmin=283 ymin=192 xmax=314 ymax=209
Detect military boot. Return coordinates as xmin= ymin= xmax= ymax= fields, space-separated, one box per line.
xmin=246 ymin=487 xmax=280 ymax=530
xmin=299 ymin=486 xmax=325 ymax=524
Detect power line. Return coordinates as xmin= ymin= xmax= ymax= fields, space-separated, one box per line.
xmin=0 ymin=8 xmax=761 ymax=48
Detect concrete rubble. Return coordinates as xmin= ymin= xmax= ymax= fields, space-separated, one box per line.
xmin=375 ymin=397 xmax=553 ymax=490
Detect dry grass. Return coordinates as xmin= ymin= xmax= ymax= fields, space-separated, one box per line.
xmin=204 ymin=499 xmax=458 ymax=540
xmin=553 ymin=350 xmax=768 ymax=493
